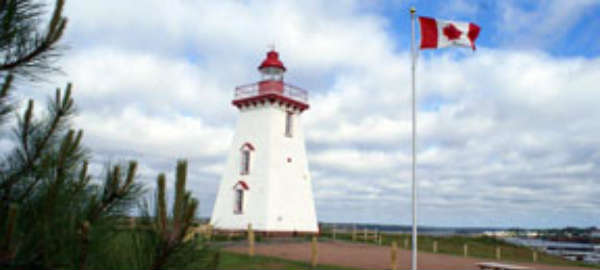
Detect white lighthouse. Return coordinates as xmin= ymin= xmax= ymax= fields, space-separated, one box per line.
xmin=210 ymin=50 xmax=318 ymax=234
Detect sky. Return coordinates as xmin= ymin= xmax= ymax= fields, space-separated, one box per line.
xmin=13 ymin=0 xmax=600 ymax=228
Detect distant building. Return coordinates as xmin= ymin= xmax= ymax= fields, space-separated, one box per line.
xmin=483 ymin=230 xmax=514 ymax=237
xmin=210 ymin=50 xmax=318 ymax=234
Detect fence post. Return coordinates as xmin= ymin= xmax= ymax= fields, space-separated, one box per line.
xmin=129 ymin=217 xmax=135 ymax=229
xmin=404 ymin=238 xmax=409 ymax=249
xmin=352 ymin=225 xmax=357 ymax=241
xmin=378 ymin=235 xmax=382 ymax=246
xmin=375 ymin=229 xmax=378 ymax=243
xmin=207 ymin=224 xmax=213 ymax=242
xmin=248 ymin=223 xmax=255 ymax=257
xmin=433 ymin=241 xmax=438 ymax=253
xmin=532 ymin=250 xmax=537 ymax=262
xmin=332 ymin=227 xmax=336 ymax=240
xmin=363 ymin=228 xmax=368 ymax=242
xmin=496 ymin=246 xmax=501 ymax=260
xmin=463 ymin=244 xmax=468 ymax=257
xmin=311 ymin=235 xmax=318 ymax=267
xmin=391 ymin=241 xmax=398 ymax=270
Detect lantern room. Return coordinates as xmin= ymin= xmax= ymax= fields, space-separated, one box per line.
xmin=258 ymin=50 xmax=286 ymax=81
xmin=232 ymin=50 xmax=309 ymax=111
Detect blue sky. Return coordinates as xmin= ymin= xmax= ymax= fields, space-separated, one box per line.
xmin=378 ymin=0 xmax=600 ymax=57
xmin=13 ymin=0 xmax=598 ymax=229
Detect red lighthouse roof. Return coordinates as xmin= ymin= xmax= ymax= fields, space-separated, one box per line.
xmin=258 ymin=50 xmax=286 ymax=71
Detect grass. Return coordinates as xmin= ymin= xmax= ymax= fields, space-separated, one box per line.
xmin=215 ymin=251 xmax=358 ymax=269
xmin=317 ymin=231 xmax=599 ymax=268
xmin=90 ymin=226 xmax=594 ymax=269
xmin=100 ymin=230 xmax=349 ymax=269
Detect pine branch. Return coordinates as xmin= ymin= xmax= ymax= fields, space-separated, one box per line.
xmin=72 ymin=160 xmax=89 ymax=194
xmin=172 ymin=160 xmax=187 ymax=240
xmin=21 ymin=99 xmax=33 ymax=157
xmin=120 ymin=161 xmax=136 ymax=194
xmin=77 ymin=221 xmax=89 ymax=270
xmin=0 ymin=0 xmax=68 ymax=77
xmin=0 ymin=74 xmax=13 ymax=124
xmin=156 ymin=173 xmax=167 ymax=238
xmin=1 ymin=84 xmax=74 ymax=200
xmin=180 ymin=198 xmax=198 ymax=243
xmin=88 ymin=162 xmax=138 ymax=223
xmin=150 ymin=160 xmax=198 ymax=270
xmin=0 ymin=203 xmax=18 ymax=263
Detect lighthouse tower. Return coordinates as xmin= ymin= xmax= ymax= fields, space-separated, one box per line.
xmin=210 ymin=50 xmax=318 ymax=234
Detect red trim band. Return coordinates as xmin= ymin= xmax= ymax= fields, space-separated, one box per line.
xmin=233 ymin=93 xmax=309 ymax=111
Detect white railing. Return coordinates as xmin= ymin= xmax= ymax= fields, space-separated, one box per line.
xmin=234 ymin=82 xmax=308 ymax=103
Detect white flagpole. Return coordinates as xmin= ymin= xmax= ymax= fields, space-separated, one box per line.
xmin=410 ymin=6 xmax=418 ymax=270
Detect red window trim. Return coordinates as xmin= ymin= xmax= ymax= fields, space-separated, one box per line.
xmin=240 ymin=142 xmax=255 ymax=151
xmin=233 ymin=180 xmax=250 ymax=190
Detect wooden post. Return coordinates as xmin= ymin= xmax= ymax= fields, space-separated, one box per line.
xmin=332 ymin=227 xmax=336 ymax=240
xmin=496 ymin=246 xmax=501 ymax=260
xmin=463 ymin=244 xmax=468 ymax=257
xmin=207 ymin=224 xmax=213 ymax=242
xmin=352 ymin=226 xmax=357 ymax=241
xmin=374 ymin=229 xmax=378 ymax=243
xmin=311 ymin=235 xmax=318 ymax=267
xmin=391 ymin=241 xmax=398 ymax=270
xmin=129 ymin=217 xmax=135 ymax=229
xmin=363 ymin=228 xmax=368 ymax=242
xmin=248 ymin=223 xmax=255 ymax=257
xmin=404 ymin=238 xmax=409 ymax=249
xmin=378 ymin=235 xmax=382 ymax=246
xmin=532 ymin=250 xmax=537 ymax=262
xmin=433 ymin=241 xmax=438 ymax=253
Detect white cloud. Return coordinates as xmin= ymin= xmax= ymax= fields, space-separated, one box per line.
xmin=20 ymin=0 xmax=597 ymax=228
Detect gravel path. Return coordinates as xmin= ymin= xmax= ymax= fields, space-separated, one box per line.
xmin=225 ymin=241 xmax=596 ymax=270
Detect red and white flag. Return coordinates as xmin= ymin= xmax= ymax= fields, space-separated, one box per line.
xmin=419 ymin=17 xmax=481 ymax=50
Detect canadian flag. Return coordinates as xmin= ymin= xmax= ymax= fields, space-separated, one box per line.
xmin=419 ymin=17 xmax=481 ymax=50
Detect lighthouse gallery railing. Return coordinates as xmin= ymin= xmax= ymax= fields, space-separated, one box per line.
xmin=234 ymin=82 xmax=308 ymax=104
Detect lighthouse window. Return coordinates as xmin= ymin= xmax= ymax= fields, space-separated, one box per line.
xmin=240 ymin=143 xmax=254 ymax=175
xmin=285 ymin=112 xmax=293 ymax=137
xmin=241 ymin=150 xmax=250 ymax=175
xmin=234 ymin=189 xmax=244 ymax=214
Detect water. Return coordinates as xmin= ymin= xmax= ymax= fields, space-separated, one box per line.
xmin=505 ymin=237 xmax=600 ymax=264
xmin=321 ymin=222 xmax=502 ymax=236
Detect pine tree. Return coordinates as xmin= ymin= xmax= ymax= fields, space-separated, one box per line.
xmin=0 ymin=1 xmax=74 ymax=266
xmin=0 ymin=1 xmax=211 ymax=269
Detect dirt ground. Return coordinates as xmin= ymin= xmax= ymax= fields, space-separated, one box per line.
xmin=225 ymin=241 xmax=596 ymax=270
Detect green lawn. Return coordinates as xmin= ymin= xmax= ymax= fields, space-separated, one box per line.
xmin=317 ymin=231 xmax=599 ymax=268
xmin=215 ymin=251 xmax=357 ymax=269
xmin=189 ymin=230 xmax=599 ymax=269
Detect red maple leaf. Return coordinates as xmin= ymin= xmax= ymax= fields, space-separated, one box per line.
xmin=443 ymin=24 xmax=462 ymax=41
